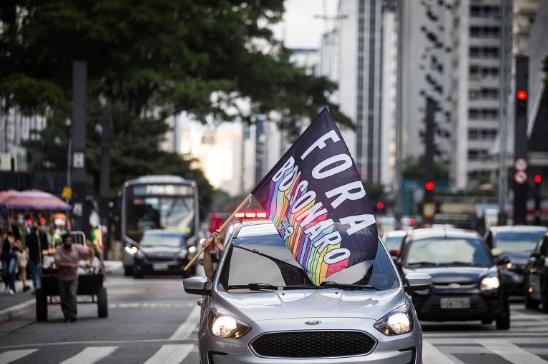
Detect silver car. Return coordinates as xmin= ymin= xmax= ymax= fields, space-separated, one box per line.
xmin=184 ymin=220 xmax=430 ymax=363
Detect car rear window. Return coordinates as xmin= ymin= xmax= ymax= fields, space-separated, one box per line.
xmin=494 ymin=231 xmax=546 ymax=252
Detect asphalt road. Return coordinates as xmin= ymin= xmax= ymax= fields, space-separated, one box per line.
xmin=1 ymin=273 xmax=547 ymax=364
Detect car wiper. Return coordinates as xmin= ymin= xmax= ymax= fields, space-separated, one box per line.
xmin=319 ymin=281 xmax=380 ymax=290
xmin=227 ymin=283 xmax=282 ymax=291
xmin=443 ymin=261 xmax=473 ymax=266
xmin=406 ymin=261 xmax=438 ymax=267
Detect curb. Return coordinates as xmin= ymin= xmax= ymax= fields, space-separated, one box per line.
xmin=0 ymin=299 xmax=34 ymax=323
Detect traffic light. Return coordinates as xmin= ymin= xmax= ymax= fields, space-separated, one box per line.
xmin=424 ymin=180 xmax=435 ymax=192
xmin=375 ymin=200 xmax=385 ymax=214
xmin=534 ymin=174 xmax=542 ymax=185
xmin=513 ymin=56 xmax=529 ymax=225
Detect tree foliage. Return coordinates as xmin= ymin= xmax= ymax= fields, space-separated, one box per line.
xmin=1 ymin=0 xmax=349 ymax=217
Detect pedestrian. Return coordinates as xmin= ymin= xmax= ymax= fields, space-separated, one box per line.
xmin=54 ymin=233 xmax=93 ymax=322
xmin=1 ymin=231 xmax=18 ymax=294
xmin=26 ymin=222 xmax=48 ymax=292
xmin=14 ymin=237 xmax=30 ymax=292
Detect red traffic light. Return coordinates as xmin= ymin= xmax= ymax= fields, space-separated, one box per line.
xmin=424 ymin=180 xmax=435 ymax=192
xmin=534 ymin=174 xmax=542 ymax=184
xmin=516 ymin=89 xmax=528 ymax=101
xmin=376 ymin=201 xmax=385 ymax=210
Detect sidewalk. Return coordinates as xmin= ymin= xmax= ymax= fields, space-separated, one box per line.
xmin=0 ymin=280 xmax=35 ymax=323
xmin=0 ymin=260 xmax=123 ymax=324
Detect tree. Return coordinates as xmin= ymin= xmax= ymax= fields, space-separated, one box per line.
xmin=2 ymin=0 xmax=350 ymax=217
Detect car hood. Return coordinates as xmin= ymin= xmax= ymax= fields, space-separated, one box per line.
xmin=213 ymin=288 xmax=404 ymax=322
xmin=403 ymin=266 xmax=491 ymax=284
xmin=140 ymin=246 xmax=182 ymax=256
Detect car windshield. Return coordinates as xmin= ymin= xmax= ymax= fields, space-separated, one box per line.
xmin=140 ymin=232 xmax=183 ymax=248
xmin=405 ymin=237 xmax=491 ymax=267
xmin=383 ymin=234 xmax=405 ymax=250
xmin=217 ymin=228 xmax=399 ymax=292
xmin=494 ymin=231 xmax=546 ymax=252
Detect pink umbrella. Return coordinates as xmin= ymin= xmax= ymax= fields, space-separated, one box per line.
xmin=0 ymin=189 xmax=71 ymax=210
xmin=0 ymin=189 xmax=17 ymax=204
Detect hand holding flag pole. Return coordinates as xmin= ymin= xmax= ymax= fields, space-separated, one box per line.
xmin=184 ymin=194 xmax=252 ymax=272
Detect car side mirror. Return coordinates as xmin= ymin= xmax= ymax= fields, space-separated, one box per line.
xmin=404 ymin=273 xmax=431 ymax=292
xmin=183 ymin=276 xmax=211 ymax=295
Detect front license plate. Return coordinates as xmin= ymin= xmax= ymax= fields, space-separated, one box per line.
xmin=440 ymin=297 xmax=470 ymax=309
xmin=153 ymin=263 xmax=169 ymax=271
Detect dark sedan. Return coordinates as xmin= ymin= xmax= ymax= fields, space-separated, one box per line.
xmin=484 ymin=225 xmax=548 ymax=295
xmin=397 ymin=228 xmax=510 ymax=330
xmin=524 ymin=232 xmax=548 ymax=312
xmin=132 ymin=229 xmax=197 ymax=278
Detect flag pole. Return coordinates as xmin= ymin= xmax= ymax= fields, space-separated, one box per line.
xmin=184 ymin=194 xmax=252 ymax=271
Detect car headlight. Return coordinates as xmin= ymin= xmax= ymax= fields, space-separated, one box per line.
xmin=125 ymin=245 xmax=138 ymax=255
xmin=188 ymin=246 xmax=197 ymax=255
xmin=209 ymin=313 xmax=251 ymax=339
xmin=480 ymin=276 xmax=500 ymax=291
xmin=178 ymin=249 xmax=188 ymax=260
xmin=374 ymin=306 xmax=413 ymax=336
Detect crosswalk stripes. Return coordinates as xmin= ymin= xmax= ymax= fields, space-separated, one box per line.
xmin=59 ymin=347 xmax=118 ymax=364
xmin=0 ymin=349 xmax=37 ymax=364
xmin=143 ymin=344 xmax=193 ymax=364
xmin=422 ymin=341 xmax=457 ymax=364
xmin=479 ymin=340 xmax=548 ymax=364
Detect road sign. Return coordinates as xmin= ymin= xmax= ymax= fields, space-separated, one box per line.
xmin=423 ymin=202 xmax=436 ymax=218
xmin=514 ymin=170 xmax=527 ymax=184
xmin=514 ymin=158 xmax=528 ymax=171
xmin=62 ymin=186 xmax=72 ymax=199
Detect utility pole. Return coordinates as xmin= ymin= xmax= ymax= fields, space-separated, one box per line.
xmin=394 ymin=0 xmax=404 ymax=229
xmin=513 ymin=55 xmax=529 ymax=225
xmin=497 ymin=0 xmax=510 ymax=225
xmin=70 ymin=61 xmax=89 ymax=236
xmin=99 ymin=101 xmax=112 ymax=256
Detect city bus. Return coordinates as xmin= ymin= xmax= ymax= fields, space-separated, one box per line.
xmin=120 ymin=175 xmax=200 ymax=276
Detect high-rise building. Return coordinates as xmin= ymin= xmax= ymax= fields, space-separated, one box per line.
xmin=450 ymin=0 xmax=505 ymax=189
xmin=399 ymin=0 xmax=453 ymax=178
xmin=319 ymin=0 xmax=396 ymax=186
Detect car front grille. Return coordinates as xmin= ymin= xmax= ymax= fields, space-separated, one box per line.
xmin=250 ymin=330 xmax=376 ymax=358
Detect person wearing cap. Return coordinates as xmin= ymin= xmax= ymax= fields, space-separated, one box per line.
xmin=54 ymin=233 xmax=93 ymax=322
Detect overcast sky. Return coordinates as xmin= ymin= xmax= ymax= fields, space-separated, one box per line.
xmin=273 ymin=0 xmax=339 ymax=49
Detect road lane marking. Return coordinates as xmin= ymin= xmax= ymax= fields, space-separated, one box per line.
xmin=0 ymin=349 xmax=37 ymax=364
xmin=169 ymin=305 xmax=201 ymax=340
xmin=59 ymin=346 xmax=118 ymax=364
xmin=422 ymin=341 xmax=457 ymax=364
xmin=144 ymin=344 xmax=193 ymax=364
xmin=478 ymin=340 xmax=548 ymax=364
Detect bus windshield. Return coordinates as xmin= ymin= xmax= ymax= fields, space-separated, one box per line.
xmin=122 ymin=177 xmax=198 ymax=242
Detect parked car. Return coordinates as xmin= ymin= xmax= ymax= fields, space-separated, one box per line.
xmin=184 ymin=220 xmax=430 ymax=364
xmin=131 ymin=229 xmax=197 ymax=278
xmin=397 ymin=227 xmax=510 ymax=330
xmin=382 ymin=229 xmax=407 ymax=257
xmin=484 ymin=225 xmax=548 ymax=295
xmin=524 ymin=232 xmax=548 ymax=312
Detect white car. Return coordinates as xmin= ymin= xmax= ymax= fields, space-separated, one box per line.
xmin=184 ymin=220 xmax=430 ymax=363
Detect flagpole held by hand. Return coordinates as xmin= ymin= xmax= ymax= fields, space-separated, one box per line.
xmin=184 ymin=194 xmax=252 ymax=272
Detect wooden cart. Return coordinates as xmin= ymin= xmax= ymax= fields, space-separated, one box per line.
xmin=35 ymin=231 xmax=108 ymax=321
